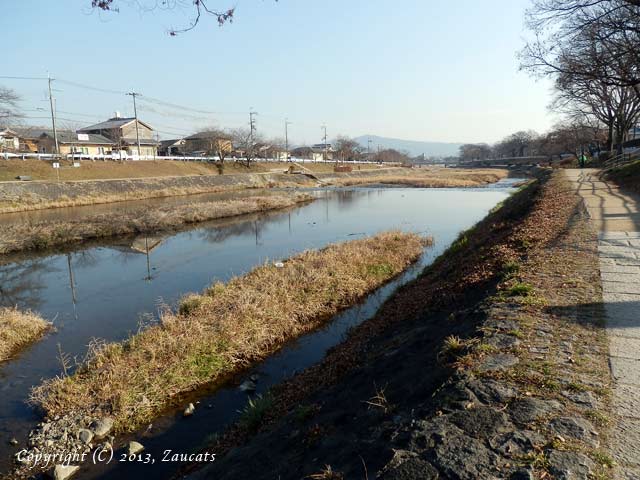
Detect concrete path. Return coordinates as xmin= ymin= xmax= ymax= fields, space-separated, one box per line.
xmin=565 ymin=169 xmax=640 ymax=479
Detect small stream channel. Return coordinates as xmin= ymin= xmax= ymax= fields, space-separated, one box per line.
xmin=0 ymin=179 xmax=521 ymax=478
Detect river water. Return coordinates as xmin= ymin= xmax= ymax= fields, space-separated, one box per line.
xmin=0 ymin=180 xmax=519 ymax=478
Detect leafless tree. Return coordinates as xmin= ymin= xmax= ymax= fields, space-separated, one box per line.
xmin=552 ymin=71 xmax=640 ymax=152
xmin=459 ymin=143 xmax=492 ymax=161
xmin=520 ymin=1 xmax=640 ymax=98
xmin=493 ymin=131 xmax=540 ymax=158
xmin=231 ymin=127 xmax=262 ymax=168
xmin=0 ymin=86 xmax=22 ymax=124
xmin=90 ymin=0 xmax=278 ymax=35
xmin=334 ymin=136 xmax=363 ymax=162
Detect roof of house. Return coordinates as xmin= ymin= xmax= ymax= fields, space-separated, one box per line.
xmin=78 ymin=117 xmax=154 ymax=132
xmin=41 ymin=131 xmax=115 ymax=145
xmin=159 ymin=139 xmax=184 ymax=148
xmin=0 ymin=128 xmax=18 ymax=136
xmin=10 ymin=126 xmax=51 ymax=139
xmin=185 ymin=131 xmax=232 ymax=140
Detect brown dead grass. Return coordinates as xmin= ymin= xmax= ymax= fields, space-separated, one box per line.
xmin=0 ymin=194 xmax=314 ymax=255
xmin=0 ymin=159 xmax=382 ymax=183
xmin=0 ymin=307 xmax=50 ymax=362
xmin=330 ymin=168 xmax=508 ymax=188
xmin=30 ymin=231 xmax=427 ymax=431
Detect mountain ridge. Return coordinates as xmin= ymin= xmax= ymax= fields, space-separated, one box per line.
xmin=354 ymin=135 xmax=462 ymax=157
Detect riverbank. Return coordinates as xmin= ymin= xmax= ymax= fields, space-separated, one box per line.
xmin=604 ymin=159 xmax=640 ymax=195
xmin=326 ymin=168 xmax=508 ymax=188
xmin=183 ymin=170 xmax=614 ymax=480
xmin=0 ymin=193 xmax=313 ymax=255
xmin=0 ymin=159 xmax=383 ymax=182
xmin=16 ymin=231 xmax=428 ymax=477
xmin=0 ymin=307 xmax=50 ymax=363
xmin=0 ymin=167 xmax=509 ymax=213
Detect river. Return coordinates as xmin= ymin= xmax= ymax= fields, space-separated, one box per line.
xmin=0 ymin=180 xmax=520 ymax=478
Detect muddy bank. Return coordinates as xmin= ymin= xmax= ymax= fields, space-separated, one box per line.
xmin=0 ymin=193 xmax=314 ymax=255
xmin=185 ymin=171 xmax=613 ymax=480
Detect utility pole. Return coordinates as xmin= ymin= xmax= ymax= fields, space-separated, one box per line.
xmin=127 ymin=92 xmax=142 ymax=157
xmin=47 ymin=74 xmax=59 ymax=156
xmin=322 ymin=125 xmax=328 ymax=162
xmin=285 ymin=119 xmax=292 ymax=162
xmin=367 ymin=137 xmax=372 ymax=160
xmin=249 ymin=109 xmax=257 ymax=160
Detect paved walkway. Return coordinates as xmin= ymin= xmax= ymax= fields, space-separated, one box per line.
xmin=565 ymin=169 xmax=640 ymax=479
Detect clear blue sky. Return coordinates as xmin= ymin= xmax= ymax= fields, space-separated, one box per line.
xmin=2 ymin=0 xmax=553 ymax=145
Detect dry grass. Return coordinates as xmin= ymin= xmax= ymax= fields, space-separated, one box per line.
xmin=31 ymin=231 xmax=426 ymax=431
xmin=0 ymin=194 xmax=314 ymax=254
xmin=0 ymin=159 xmax=226 ymax=182
xmin=0 ymin=159 xmax=383 ymax=182
xmin=329 ymin=168 xmax=508 ymax=188
xmin=0 ymin=307 xmax=50 ymax=362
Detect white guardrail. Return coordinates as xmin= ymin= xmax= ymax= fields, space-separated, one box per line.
xmin=0 ymin=152 xmax=401 ymax=166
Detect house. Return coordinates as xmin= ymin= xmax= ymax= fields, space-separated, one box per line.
xmin=158 ymin=139 xmax=186 ymax=156
xmin=0 ymin=128 xmax=20 ymax=152
xmin=311 ymin=143 xmax=334 ymax=162
xmin=183 ymin=131 xmax=232 ymax=156
xmin=7 ymin=126 xmax=50 ymax=152
xmin=37 ymin=131 xmax=115 ymax=156
xmin=78 ymin=114 xmax=158 ymax=157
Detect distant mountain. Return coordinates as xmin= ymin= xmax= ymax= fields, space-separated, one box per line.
xmin=354 ymin=135 xmax=462 ymax=158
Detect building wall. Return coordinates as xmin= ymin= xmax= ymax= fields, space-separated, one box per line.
xmin=121 ymin=121 xmax=154 ymax=140
xmin=0 ymin=135 xmax=19 ymax=151
xmin=38 ymin=137 xmax=114 ymax=155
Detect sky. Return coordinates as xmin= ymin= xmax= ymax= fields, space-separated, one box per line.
xmin=1 ymin=0 xmax=554 ymax=146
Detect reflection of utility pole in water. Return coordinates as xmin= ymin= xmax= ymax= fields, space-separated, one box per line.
xmin=288 ymin=212 xmax=291 ymax=235
xmin=144 ymin=237 xmax=153 ymax=282
xmin=67 ymin=253 xmax=78 ymax=321
xmin=325 ymin=190 xmax=330 ymax=223
xmin=253 ymin=220 xmax=262 ymax=246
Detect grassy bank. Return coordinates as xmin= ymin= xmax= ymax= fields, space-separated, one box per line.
xmin=0 ymin=194 xmax=314 ymax=255
xmin=605 ymin=159 xmax=640 ymax=195
xmin=329 ymin=168 xmax=508 ymax=188
xmin=0 ymin=307 xmax=50 ymax=362
xmin=0 ymin=159 xmax=383 ymax=182
xmin=30 ymin=231 xmax=428 ymax=432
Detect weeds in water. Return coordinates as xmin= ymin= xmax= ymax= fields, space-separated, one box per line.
xmin=238 ymin=394 xmax=273 ymax=432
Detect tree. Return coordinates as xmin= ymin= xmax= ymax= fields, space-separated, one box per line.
xmin=539 ymin=122 xmax=606 ymax=159
xmin=521 ymin=1 xmax=640 ymax=99
xmin=231 ymin=128 xmax=262 ymax=168
xmin=90 ymin=0 xmax=257 ymax=35
xmin=334 ymin=136 xmax=362 ymax=162
xmin=459 ymin=143 xmax=492 ymax=162
xmin=493 ymin=131 xmax=539 ymax=158
xmin=0 ymin=86 xmax=21 ymax=124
